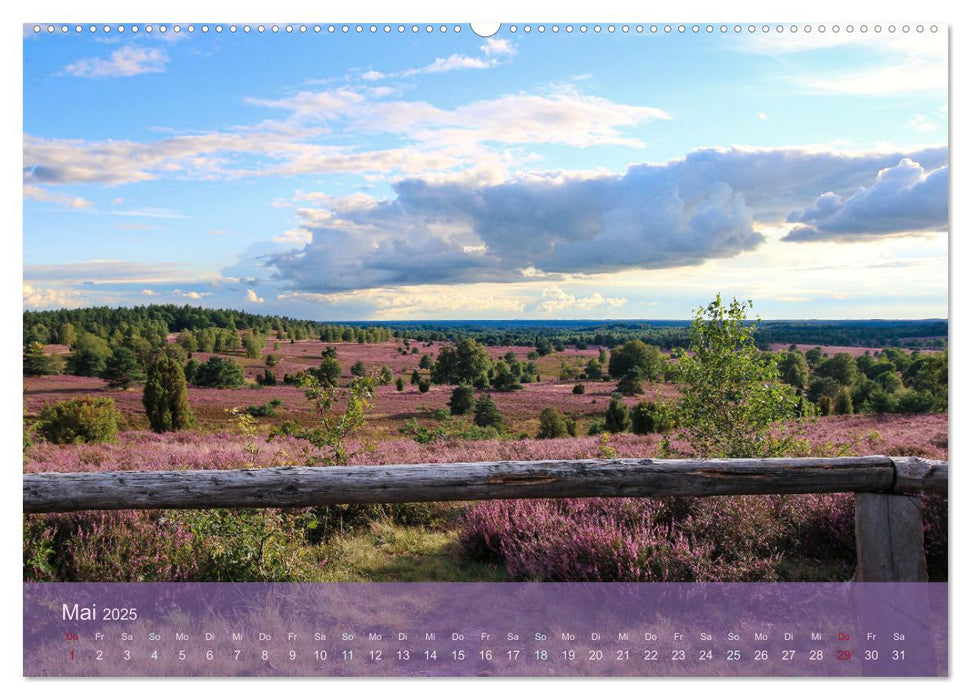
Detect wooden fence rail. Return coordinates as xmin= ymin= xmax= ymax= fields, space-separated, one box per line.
xmin=23 ymin=455 xmax=947 ymax=582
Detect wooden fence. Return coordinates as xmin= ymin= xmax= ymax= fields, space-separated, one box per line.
xmin=23 ymin=455 xmax=947 ymax=582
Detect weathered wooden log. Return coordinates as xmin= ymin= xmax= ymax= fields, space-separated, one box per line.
xmin=890 ymin=456 xmax=948 ymax=496
xmin=854 ymin=492 xmax=928 ymax=582
xmin=20 ymin=455 xmax=924 ymax=514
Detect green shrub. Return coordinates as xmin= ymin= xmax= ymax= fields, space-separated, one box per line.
xmin=537 ymin=407 xmax=574 ymax=439
xmin=37 ymin=397 xmax=120 ymax=444
xmin=572 ymin=383 xmax=585 ymax=395
xmin=418 ymin=379 xmax=431 ymax=393
xmin=616 ymin=368 xmax=645 ymax=396
xmin=631 ymin=401 xmax=675 ymax=434
xmin=604 ymin=397 xmax=630 ymax=433
xmin=833 ymin=387 xmax=854 ymax=415
xmin=587 ymin=419 xmax=606 ymax=435
xmin=246 ymin=399 xmax=283 ymax=418
xmin=192 ymin=355 xmax=245 ymax=388
xmin=448 ymin=385 xmax=475 ymax=415
xmin=143 ymin=355 xmax=195 ymax=432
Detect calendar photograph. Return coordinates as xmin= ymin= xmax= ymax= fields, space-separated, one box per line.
xmin=22 ymin=21 xmax=948 ymax=677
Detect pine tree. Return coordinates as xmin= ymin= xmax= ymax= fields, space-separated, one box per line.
xmin=448 ymin=385 xmax=475 ymax=415
xmin=473 ymin=395 xmax=503 ymax=429
xmin=23 ymin=342 xmax=55 ymax=376
xmin=102 ymin=346 xmax=143 ymax=389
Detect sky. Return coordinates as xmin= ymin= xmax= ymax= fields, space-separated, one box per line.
xmin=22 ymin=23 xmax=949 ymax=321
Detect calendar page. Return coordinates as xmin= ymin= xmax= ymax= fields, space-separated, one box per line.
xmin=22 ymin=17 xmax=949 ymax=679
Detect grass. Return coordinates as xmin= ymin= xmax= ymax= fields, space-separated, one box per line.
xmin=315 ymin=523 xmax=507 ymax=582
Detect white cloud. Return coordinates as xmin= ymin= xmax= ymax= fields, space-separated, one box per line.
xmin=173 ymin=289 xmax=210 ymax=300
xmin=740 ymin=30 xmax=946 ymax=98
xmin=757 ymin=112 xmax=769 ymax=121
xmin=262 ymin=145 xmax=948 ymax=294
xmin=246 ymin=289 xmax=265 ymax=304
xmin=24 ymin=260 xmax=201 ymax=285
xmin=535 ymin=286 xmax=628 ymax=314
xmin=278 ymin=286 xmax=527 ymax=320
xmin=63 ymin=45 xmax=169 ymax=78
xmin=358 ymin=39 xmax=514 ymax=82
xmin=141 ymin=289 xmax=157 ymax=295
xmin=481 ymin=38 xmax=516 ymax=57
xmin=26 ymin=85 xmax=668 ymax=187
xmin=785 ymin=158 xmax=947 ymax=241
xmin=800 ymin=61 xmax=947 ymax=96
xmin=22 ymin=184 xmax=92 ymax=210
xmin=23 ymin=283 xmax=83 ymax=309
xmin=907 ymin=114 xmax=941 ymax=133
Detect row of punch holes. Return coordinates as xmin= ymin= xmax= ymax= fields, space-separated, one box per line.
xmin=31 ymin=24 xmax=939 ymax=36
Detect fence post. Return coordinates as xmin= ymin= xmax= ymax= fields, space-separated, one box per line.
xmin=854 ymin=492 xmax=928 ymax=582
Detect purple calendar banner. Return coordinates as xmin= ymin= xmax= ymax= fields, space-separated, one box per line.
xmin=24 ymin=583 xmax=946 ymax=677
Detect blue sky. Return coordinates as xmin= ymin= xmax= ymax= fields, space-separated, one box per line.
xmin=23 ymin=23 xmax=949 ymax=320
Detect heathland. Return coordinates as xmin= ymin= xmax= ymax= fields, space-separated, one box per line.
xmin=23 ymin=302 xmax=947 ymax=584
